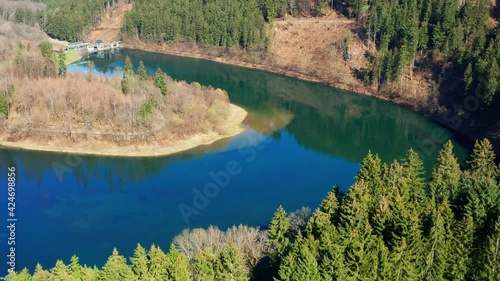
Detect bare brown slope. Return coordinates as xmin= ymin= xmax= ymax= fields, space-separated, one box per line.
xmin=85 ymin=0 xmax=132 ymax=43
xmin=269 ymin=13 xmax=365 ymax=89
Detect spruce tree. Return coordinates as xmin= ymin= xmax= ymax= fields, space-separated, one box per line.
xmin=268 ymin=205 xmax=290 ymax=246
xmin=389 ymin=238 xmax=419 ymax=280
xmin=58 ymin=51 xmax=67 ymax=78
xmin=467 ymin=139 xmax=497 ymax=180
xmin=69 ymin=255 xmax=84 ymax=279
xmin=317 ymin=223 xmax=347 ymax=280
xmin=320 ymin=186 xmax=340 ymax=222
xmin=290 ymin=238 xmax=321 ymax=281
xmin=402 ymin=148 xmax=426 ymax=203
xmin=481 ymin=219 xmax=500 ymax=280
xmin=0 ymin=92 xmax=9 ymax=118
xmin=166 ymin=244 xmax=191 ymax=281
xmin=215 ymin=243 xmax=249 ymax=281
xmin=99 ymin=248 xmax=134 ymax=281
xmin=424 ymin=199 xmax=454 ymax=281
xmin=130 ymin=244 xmax=149 ymax=279
xmin=305 ymin=209 xmax=332 ymax=239
xmin=121 ymin=74 xmax=130 ymax=94
xmin=356 ymin=151 xmax=384 ymax=192
xmin=51 ymin=260 xmax=74 ymax=280
xmin=446 ymin=216 xmax=474 ymax=280
xmin=154 ymin=68 xmax=168 ymax=96
xmin=136 ymin=60 xmax=148 ymax=81
xmin=5 ymin=268 xmax=32 ymax=281
xmin=32 ymin=264 xmax=51 ymax=281
xmin=429 ymin=141 xmax=461 ymax=202
xmin=148 ymin=244 xmax=168 ymax=280
xmin=124 ymin=56 xmax=134 ymax=75
xmin=194 ymin=248 xmax=216 ymax=281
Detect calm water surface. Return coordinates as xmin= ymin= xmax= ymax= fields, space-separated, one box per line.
xmin=0 ymin=49 xmax=469 ymax=272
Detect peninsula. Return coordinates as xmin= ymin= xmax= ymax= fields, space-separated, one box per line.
xmin=0 ymin=33 xmax=247 ymax=157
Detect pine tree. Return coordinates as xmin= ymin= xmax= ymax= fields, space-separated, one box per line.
xmin=467 ymin=139 xmax=497 ymax=180
xmin=428 ymin=141 xmax=461 ymax=202
xmin=136 ymin=60 xmax=148 ymax=80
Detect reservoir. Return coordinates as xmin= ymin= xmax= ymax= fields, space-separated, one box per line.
xmin=0 ymin=49 xmax=468 ymax=272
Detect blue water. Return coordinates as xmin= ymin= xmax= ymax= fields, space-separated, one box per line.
xmin=0 ymin=49 xmax=469 ymax=273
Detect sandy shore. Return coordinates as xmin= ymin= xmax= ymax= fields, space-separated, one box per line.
xmin=0 ymin=104 xmax=248 ymax=157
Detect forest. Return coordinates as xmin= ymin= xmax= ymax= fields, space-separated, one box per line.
xmin=120 ymin=0 xmax=335 ymax=49
xmin=5 ymin=139 xmax=500 ymax=280
xmin=0 ymin=0 xmax=119 ymax=41
xmin=4 ymin=0 xmax=498 ymax=127
xmin=120 ymin=0 xmax=500 ymax=128
xmin=352 ymin=0 xmax=500 ymax=126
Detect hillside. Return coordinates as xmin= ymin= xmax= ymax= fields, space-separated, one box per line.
xmin=23 ymin=0 xmax=498 ymax=148
xmin=85 ymin=0 xmax=131 ymax=43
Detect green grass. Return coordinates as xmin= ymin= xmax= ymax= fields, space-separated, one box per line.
xmin=64 ymin=50 xmax=81 ymax=65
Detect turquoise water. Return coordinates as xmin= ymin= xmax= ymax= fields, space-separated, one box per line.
xmin=0 ymin=49 xmax=469 ymax=273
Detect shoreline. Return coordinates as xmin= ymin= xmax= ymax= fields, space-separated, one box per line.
xmin=0 ymin=104 xmax=248 ymax=158
xmin=122 ymin=42 xmax=495 ymax=148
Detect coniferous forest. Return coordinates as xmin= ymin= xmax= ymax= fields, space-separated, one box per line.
xmin=121 ymin=0 xmax=271 ymax=50
xmin=4 ymin=0 xmax=499 ymax=125
xmin=5 ymin=139 xmax=500 ymax=280
xmin=120 ymin=0 xmax=500 ymax=126
xmin=0 ymin=0 xmax=120 ymax=41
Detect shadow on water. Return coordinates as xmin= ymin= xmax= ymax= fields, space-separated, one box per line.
xmin=0 ymin=48 xmax=471 ymax=272
xmin=76 ymin=48 xmax=469 ymax=167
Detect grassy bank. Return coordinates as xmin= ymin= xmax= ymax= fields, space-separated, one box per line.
xmin=64 ymin=49 xmax=81 ymax=64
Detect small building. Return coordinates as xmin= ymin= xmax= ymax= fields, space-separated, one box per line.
xmin=66 ymin=42 xmax=89 ymax=51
